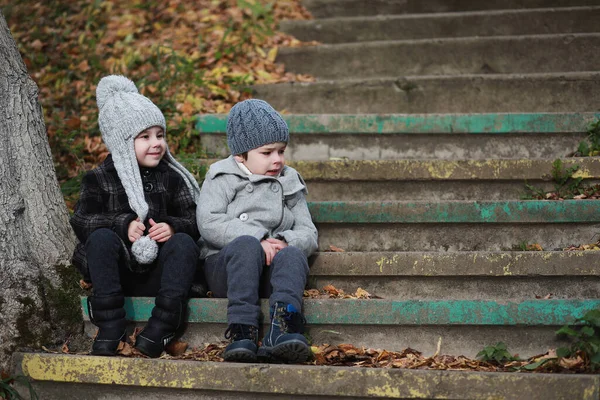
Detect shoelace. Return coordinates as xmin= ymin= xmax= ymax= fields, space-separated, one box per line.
xmin=225 ymin=324 xmax=257 ymax=341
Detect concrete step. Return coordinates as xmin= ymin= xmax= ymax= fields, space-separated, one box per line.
xmin=309 ymin=251 xmax=600 ymax=299
xmin=302 ymin=0 xmax=600 ymax=18
xmin=79 ymin=297 xmax=600 ymax=357
xmin=14 ymin=352 xmax=600 ymax=399
xmin=252 ymin=72 xmax=600 ymax=113
xmin=188 ymin=158 xmax=600 ymax=201
xmin=281 ymin=7 xmax=600 ymax=43
xmin=277 ymin=34 xmax=600 ymax=80
xmin=195 ymin=113 xmax=598 ymax=161
xmin=310 ymin=200 xmax=600 ymax=252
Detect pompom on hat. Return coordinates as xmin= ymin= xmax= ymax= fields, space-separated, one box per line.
xmin=96 ymin=75 xmax=200 ymax=266
xmin=226 ymin=99 xmax=289 ymax=155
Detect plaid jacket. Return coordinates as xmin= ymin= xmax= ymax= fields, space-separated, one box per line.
xmin=70 ymin=154 xmax=200 ymax=279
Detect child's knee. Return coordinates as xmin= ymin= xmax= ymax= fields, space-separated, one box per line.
xmin=86 ymin=228 xmax=120 ymax=248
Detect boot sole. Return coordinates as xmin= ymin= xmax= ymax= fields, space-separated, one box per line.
xmin=271 ymin=340 xmax=310 ymax=363
xmin=223 ymin=347 xmax=257 ymax=363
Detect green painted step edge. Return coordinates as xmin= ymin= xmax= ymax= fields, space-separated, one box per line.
xmin=195 ymin=113 xmax=600 ymax=134
xmin=81 ymin=297 xmax=600 ymax=326
xmin=308 ymin=200 xmax=600 ymax=223
xmin=16 ymin=353 xmax=600 ymax=399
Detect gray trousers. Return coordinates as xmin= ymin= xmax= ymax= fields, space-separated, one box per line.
xmin=203 ymin=235 xmax=309 ymax=327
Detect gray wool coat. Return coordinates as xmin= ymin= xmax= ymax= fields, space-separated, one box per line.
xmin=197 ymin=156 xmax=318 ymax=259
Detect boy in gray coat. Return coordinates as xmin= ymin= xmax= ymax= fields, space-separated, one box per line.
xmin=197 ymin=99 xmax=318 ymax=363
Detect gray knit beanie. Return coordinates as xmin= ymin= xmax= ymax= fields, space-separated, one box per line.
xmin=96 ymin=75 xmax=201 ymax=266
xmin=226 ymin=99 xmax=289 ymax=155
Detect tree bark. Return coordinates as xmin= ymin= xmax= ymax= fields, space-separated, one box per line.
xmin=0 ymin=10 xmax=78 ymax=372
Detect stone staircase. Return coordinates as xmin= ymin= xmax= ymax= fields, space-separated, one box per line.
xmin=14 ymin=1 xmax=600 ymax=398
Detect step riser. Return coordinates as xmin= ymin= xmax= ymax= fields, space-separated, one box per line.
xmin=317 ymin=223 xmax=600 ymax=251
xmin=308 ymin=276 xmax=600 ymax=300
xmin=173 ymin=324 xmax=572 ymax=359
xmin=200 ymin=132 xmax=586 ymax=160
xmin=303 ymin=0 xmax=600 ymax=18
xmin=82 ymin=322 xmax=574 ymax=359
xmin=282 ymin=7 xmax=600 ymax=43
xmin=16 ymin=353 xmax=600 ymax=400
xmin=252 ymin=74 xmax=600 ymax=113
xmin=306 ymin=181 xmax=600 ymax=201
xmin=278 ymin=35 xmax=600 ymax=79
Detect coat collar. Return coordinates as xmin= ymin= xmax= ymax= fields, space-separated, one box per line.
xmin=208 ymin=155 xmax=307 ymax=195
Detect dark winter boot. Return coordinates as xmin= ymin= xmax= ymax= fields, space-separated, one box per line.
xmin=87 ymin=295 xmax=127 ymax=356
xmin=135 ymin=296 xmax=184 ymax=358
xmin=223 ymin=324 xmax=258 ymax=362
xmin=259 ymin=302 xmax=309 ymax=363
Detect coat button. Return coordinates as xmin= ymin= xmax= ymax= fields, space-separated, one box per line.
xmin=245 ymin=184 xmax=254 ymax=192
xmin=144 ymin=182 xmax=154 ymax=192
xmin=239 ymin=213 xmax=248 ymax=221
xmin=142 ymin=169 xmax=151 ymax=177
xmin=271 ymin=184 xmax=279 ymax=192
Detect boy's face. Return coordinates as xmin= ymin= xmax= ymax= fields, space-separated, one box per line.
xmin=134 ymin=126 xmax=166 ymax=168
xmin=235 ymin=142 xmax=286 ymax=176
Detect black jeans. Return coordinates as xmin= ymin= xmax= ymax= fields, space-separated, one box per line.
xmin=203 ymin=235 xmax=309 ymax=327
xmin=86 ymin=228 xmax=199 ymax=300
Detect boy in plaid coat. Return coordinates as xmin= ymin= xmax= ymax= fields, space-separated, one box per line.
xmin=70 ymin=75 xmax=201 ymax=358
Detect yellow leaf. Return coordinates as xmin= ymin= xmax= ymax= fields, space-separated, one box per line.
xmin=256 ymin=47 xmax=266 ymax=58
xmin=267 ymin=47 xmax=278 ymax=62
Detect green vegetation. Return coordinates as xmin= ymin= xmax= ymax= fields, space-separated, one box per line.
xmin=0 ymin=372 xmax=38 ymax=400
xmin=476 ymin=342 xmax=520 ymax=364
xmin=576 ymin=118 xmax=600 ymax=157
xmin=556 ymin=309 xmax=600 ymax=371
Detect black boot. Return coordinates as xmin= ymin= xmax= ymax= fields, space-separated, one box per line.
xmin=87 ymin=295 xmax=127 ymax=356
xmin=135 ymin=296 xmax=184 ymax=358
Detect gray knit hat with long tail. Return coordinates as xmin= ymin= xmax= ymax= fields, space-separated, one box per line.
xmin=226 ymin=99 xmax=289 ymax=155
xmin=96 ymin=75 xmax=201 ymax=265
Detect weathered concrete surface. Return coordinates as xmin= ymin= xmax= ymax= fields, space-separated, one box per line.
xmin=194 ymin=158 xmax=600 ymax=181
xmin=82 ymin=297 xmax=600 ymax=326
xmin=196 ymin=113 xmax=600 ymax=134
xmin=309 ymin=200 xmax=600 ymax=223
xmin=282 ymin=7 xmax=600 ymax=43
xmin=252 ymin=72 xmax=600 ymax=113
xmin=277 ymin=34 xmax=600 ymax=79
xmin=304 ymin=181 xmax=596 ymax=202
xmin=200 ymin=131 xmax=587 ymax=160
xmin=302 ymin=0 xmax=600 ymax=18
xmin=316 ymin=223 xmax=600 ymax=251
xmin=311 ymin=250 xmax=600 ymax=276
xmin=14 ymin=353 xmax=600 ymax=399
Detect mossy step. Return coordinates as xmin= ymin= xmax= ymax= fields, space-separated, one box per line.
xmin=281 ymin=6 xmax=600 ymax=43
xmin=276 ymin=34 xmax=600 ymax=80
xmin=81 ymin=297 xmax=600 ymax=326
xmin=308 ymin=251 xmax=600 ymax=299
xmin=302 ymin=0 xmax=600 ymax=18
xmin=186 ymin=158 xmax=600 ymax=200
xmin=79 ymin=298 xmax=600 ymax=356
xmin=13 ymin=352 xmax=600 ymax=400
xmin=308 ymin=200 xmax=600 ymax=223
xmin=251 ymin=72 xmax=600 ymax=114
xmin=196 ymin=112 xmax=598 ymax=134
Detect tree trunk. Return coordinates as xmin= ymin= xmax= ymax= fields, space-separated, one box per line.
xmin=0 ymin=10 xmax=78 ymax=372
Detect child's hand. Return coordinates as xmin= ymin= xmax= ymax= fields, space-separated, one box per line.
xmin=261 ymin=239 xmax=287 ymax=266
xmin=265 ymin=237 xmax=288 ymax=249
xmin=148 ymin=218 xmax=174 ymax=243
xmin=128 ymin=218 xmax=145 ymax=243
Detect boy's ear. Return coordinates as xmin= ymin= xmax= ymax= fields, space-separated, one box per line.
xmin=233 ymin=155 xmax=245 ymax=163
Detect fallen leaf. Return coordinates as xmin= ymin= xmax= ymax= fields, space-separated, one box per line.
xmin=328 ymin=245 xmax=345 ymax=252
